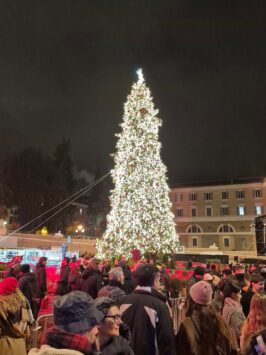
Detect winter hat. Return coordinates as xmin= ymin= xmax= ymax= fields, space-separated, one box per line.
xmin=190 ymin=280 xmax=212 ymax=305
xmin=193 ymin=266 xmax=205 ymax=276
xmin=94 ymin=297 xmax=117 ymax=317
xmin=0 ymin=277 xmax=18 ymax=295
xmin=133 ymin=264 xmax=159 ymax=286
xmin=54 ymin=291 xmax=104 ymax=334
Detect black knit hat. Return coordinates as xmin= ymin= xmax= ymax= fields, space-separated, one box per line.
xmin=54 ymin=291 xmax=104 ymax=334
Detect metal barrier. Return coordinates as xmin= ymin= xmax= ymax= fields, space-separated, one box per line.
xmin=32 ymin=314 xmax=54 ymax=349
xmin=170 ymin=297 xmax=187 ymax=334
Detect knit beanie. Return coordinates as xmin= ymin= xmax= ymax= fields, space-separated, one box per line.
xmin=94 ymin=297 xmax=117 ymax=316
xmin=0 ymin=277 xmax=18 ymax=295
xmin=190 ymin=280 xmax=212 ymax=305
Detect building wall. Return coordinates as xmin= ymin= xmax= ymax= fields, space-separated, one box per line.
xmin=170 ymin=179 xmax=266 ymax=252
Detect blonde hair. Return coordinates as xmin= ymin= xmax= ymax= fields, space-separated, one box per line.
xmin=241 ymin=293 xmax=266 ymax=349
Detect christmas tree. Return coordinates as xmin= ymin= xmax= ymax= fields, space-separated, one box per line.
xmin=96 ymin=69 xmax=181 ymax=259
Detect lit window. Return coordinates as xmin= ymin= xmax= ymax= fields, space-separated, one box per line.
xmin=254 ymin=205 xmax=263 ymax=215
xmin=237 ymin=206 xmax=245 ymax=216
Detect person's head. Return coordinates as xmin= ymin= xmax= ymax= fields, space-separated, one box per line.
xmin=250 ymin=274 xmax=265 ymax=293
xmin=247 ymin=294 xmax=266 ymax=331
xmin=38 ymin=257 xmax=47 ymax=266
xmin=222 ymin=269 xmax=232 ymax=279
xmin=193 ymin=266 xmax=205 ymax=280
xmin=20 ymin=264 xmax=30 ymax=275
xmin=133 ymin=264 xmax=159 ymax=287
xmin=222 ymin=281 xmax=241 ymax=303
xmin=210 ymin=264 xmax=217 ymax=271
xmin=94 ymin=297 xmax=122 ymax=338
xmin=109 ymin=267 xmax=125 ymax=284
xmin=53 ymin=291 xmax=104 ymax=343
xmin=189 ymin=280 xmax=213 ymax=306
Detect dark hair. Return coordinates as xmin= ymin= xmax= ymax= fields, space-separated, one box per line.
xmin=20 ymin=264 xmax=30 ymax=273
xmin=193 ymin=266 xmax=205 ymax=276
xmin=222 ymin=269 xmax=232 ymax=276
xmin=94 ymin=297 xmax=117 ymax=317
xmin=210 ymin=264 xmax=217 ymax=270
xmin=133 ymin=265 xmax=159 ymax=286
xmin=222 ymin=281 xmax=241 ymax=308
xmin=250 ymin=273 xmax=265 ymax=284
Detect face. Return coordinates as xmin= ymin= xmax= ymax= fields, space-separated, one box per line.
xmin=153 ymin=273 xmax=161 ymax=290
xmin=85 ymin=325 xmax=99 ymax=344
xmin=119 ymin=272 xmax=125 ymax=284
xmin=99 ymin=306 xmax=122 ymax=337
xmin=252 ymin=281 xmax=265 ymax=293
xmin=195 ymin=274 xmax=203 ymax=281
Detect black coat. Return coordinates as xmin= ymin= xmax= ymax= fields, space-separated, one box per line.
xmin=100 ymin=335 xmax=134 ymax=355
xmin=241 ymin=288 xmax=254 ymax=317
xmin=18 ymin=272 xmax=38 ymax=317
xmin=80 ymin=268 xmax=102 ymax=299
xmin=35 ymin=263 xmax=47 ymax=298
xmin=56 ymin=265 xmax=71 ymax=296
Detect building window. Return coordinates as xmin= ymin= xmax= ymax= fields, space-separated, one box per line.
xmin=192 ymin=237 xmax=198 ymax=247
xmin=220 ymin=207 xmax=230 ymax=216
xmin=204 ymin=192 xmax=213 ymax=201
xmin=237 ymin=206 xmax=246 ymax=216
xmin=254 ymin=205 xmax=263 ymax=215
xmin=218 ymin=224 xmax=234 ymax=233
xmin=191 ymin=207 xmax=197 ymax=217
xmin=224 ymin=237 xmax=230 ymax=247
xmin=187 ymin=225 xmax=202 ymax=233
xmin=253 ymin=189 xmax=262 ymax=198
xmin=222 ymin=191 xmax=229 ymax=200
xmin=206 ymin=207 xmax=212 ymax=217
xmin=175 ymin=209 xmax=183 ymax=217
xmin=189 ymin=192 xmax=197 ymax=201
xmin=236 ymin=191 xmax=245 ymax=199
xmin=175 ymin=192 xmax=183 ymax=202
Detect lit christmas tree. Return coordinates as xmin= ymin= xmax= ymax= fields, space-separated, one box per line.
xmin=96 ymin=69 xmax=181 ymax=259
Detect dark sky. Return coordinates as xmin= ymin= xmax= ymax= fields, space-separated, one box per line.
xmin=0 ymin=0 xmax=265 ymax=183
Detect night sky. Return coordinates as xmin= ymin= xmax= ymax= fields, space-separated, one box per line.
xmin=0 ymin=1 xmax=265 ymax=184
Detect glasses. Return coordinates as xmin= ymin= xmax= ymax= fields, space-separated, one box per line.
xmin=104 ymin=314 xmax=121 ymax=322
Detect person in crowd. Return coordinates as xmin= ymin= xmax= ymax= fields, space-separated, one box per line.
xmin=241 ymin=273 xmax=265 ymax=317
xmin=234 ymin=266 xmax=246 ymax=289
xmin=18 ymin=264 xmax=38 ymax=318
xmin=35 ymin=257 xmax=48 ymax=300
xmin=4 ymin=262 xmax=22 ymax=278
xmin=241 ymin=328 xmax=266 ymax=355
xmin=186 ymin=266 xmax=205 ymax=294
xmin=98 ymin=267 xmax=126 ymax=304
xmin=240 ymin=293 xmax=266 ymax=350
xmin=118 ymin=260 xmax=135 ymax=294
xmin=159 ymin=264 xmax=171 ymax=297
xmin=176 ymin=280 xmax=238 ymax=355
xmin=0 ymin=277 xmax=31 ymax=355
xmin=94 ymin=297 xmax=134 ymax=354
xmin=120 ymin=264 xmax=175 ymax=355
xmin=29 ymin=291 xmax=104 ymax=355
xmin=80 ymin=257 xmax=103 ymax=299
xmin=68 ymin=265 xmax=82 ymax=292
xmin=102 ymin=259 xmax=111 ymax=286
xmin=203 ymin=273 xmax=214 ymax=285
xmin=222 ymin=281 xmax=246 ymax=343
xmin=56 ymin=257 xmax=71 ymax=296
xmin=210 ymin=264 xmax=221 ymax=277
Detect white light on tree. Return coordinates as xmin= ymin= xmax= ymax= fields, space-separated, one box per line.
xmin=96 ymin=69 xmax=181 ymax=259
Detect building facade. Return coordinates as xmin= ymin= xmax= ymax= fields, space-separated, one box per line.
xmin=170 ymin=178 xmax=266 ymax=254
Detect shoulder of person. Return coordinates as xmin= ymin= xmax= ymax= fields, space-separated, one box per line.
xmin=28 ymin=344 xmax=84 ymax=355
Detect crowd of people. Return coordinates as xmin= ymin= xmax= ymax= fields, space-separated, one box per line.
xmin=1 ymin=255 xmax=266 ymax=354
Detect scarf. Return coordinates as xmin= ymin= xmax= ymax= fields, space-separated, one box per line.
xmin=43 ymin=326 xmax=94 ymax=355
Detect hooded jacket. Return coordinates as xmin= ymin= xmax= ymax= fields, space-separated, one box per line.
xmin=35 ymin=262 xmax=47 ymax=298
xmin=18 ymin=272 xmax=38 ymax=310
xmin=80 ymin=268 xmax=102 ymax=299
